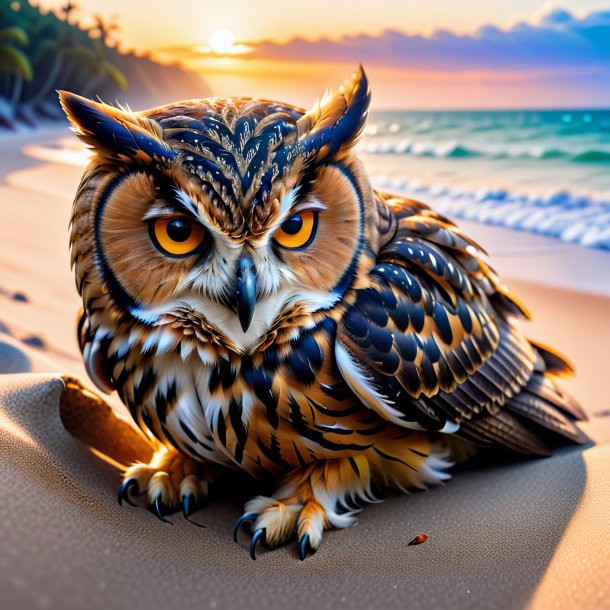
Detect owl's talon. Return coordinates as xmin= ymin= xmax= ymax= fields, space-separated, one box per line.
xmin=250 ymin=528 xmax=266 ymax=560
xmin=233 ymin=512 xmax=257 ymax=543
xmin=118 ymin=478 xmax=138 ymax=507
xmin=299 ymin=533 xmax=313 ymax=561
xmin=181 ymin=493 xmax=206 ymax=528
xmin=182 ymin=493 xmax=194 ymax=519
xmin=151 ymin=495 xmax=172 ymax=524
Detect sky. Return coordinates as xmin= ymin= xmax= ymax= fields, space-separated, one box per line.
xmin=39 ymin=0 xmax=610 ymax=109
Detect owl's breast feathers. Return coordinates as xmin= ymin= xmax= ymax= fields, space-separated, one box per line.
xmin=77 ymin=191 xmax=585 ymax=476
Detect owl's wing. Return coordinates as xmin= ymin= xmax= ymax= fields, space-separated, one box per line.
xmin=335 ymin=193 xmax=584 ymax=452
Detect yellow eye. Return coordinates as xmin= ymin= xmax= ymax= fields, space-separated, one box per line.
xmin=273 ymin=211 xmax=318 ymax=250
xmin=151 ymin=218 xmax=205 ymax=257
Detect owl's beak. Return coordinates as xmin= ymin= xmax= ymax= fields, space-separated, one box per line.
xmin=234 ymin=256 xmax=257 ymax=332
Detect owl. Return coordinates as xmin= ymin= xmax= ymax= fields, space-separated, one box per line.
xmin=59 ymin=67 xmax=585 ymax=561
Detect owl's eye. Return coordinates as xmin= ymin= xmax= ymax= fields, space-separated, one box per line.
xmin=150 ymin=218 xmax=205 ymax=257
xmin=273 ymin=211 xmax=318 ymax=250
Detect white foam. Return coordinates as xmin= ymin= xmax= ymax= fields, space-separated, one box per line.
xmin=372 ymin=175 xmax=610 ymax=250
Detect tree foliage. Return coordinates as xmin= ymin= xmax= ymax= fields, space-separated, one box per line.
xmin=0 ymin=0 xmax=128 ymax=128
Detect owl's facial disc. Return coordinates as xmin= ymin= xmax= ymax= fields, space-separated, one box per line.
xmin=94 ymin=162 xmax=364 ymax=354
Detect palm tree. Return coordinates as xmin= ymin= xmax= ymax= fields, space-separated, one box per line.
xmin=0 ymin=26 xmax=32 ymax=79
xmin=77 ymin=14 xmax=127 ymax=97
xmin=0 ymin=25 xmax=33 ymax=128
xmin=17 ymin=33 xmax=74 ymax=124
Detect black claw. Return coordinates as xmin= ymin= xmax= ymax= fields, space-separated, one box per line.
xmin=152 ymin=495 xmax=172 ymax=524
xmin=182 ymin=493 xmax=194 ymax=518
xmin=299 ymin=533 xmax=314 ymax=561
xmin=232 ymin=512 xmax=257 ymax=543
xmin=118 ymin=478 xmax=138 ymax=507
xmin=250 ymin=528 xmax=266 ymax=560
xmin=182 ymin=494 xmax=206 ymax=528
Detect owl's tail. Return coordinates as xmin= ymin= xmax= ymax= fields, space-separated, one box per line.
xmin=455 ymin=340 xmax=589 ymax=457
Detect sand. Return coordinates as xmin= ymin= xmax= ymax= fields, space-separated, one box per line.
xmin=0 ymin=129 xmax=609 ymax=609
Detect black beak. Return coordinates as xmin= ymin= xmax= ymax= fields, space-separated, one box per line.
xmin=234 ymin=256 xmax=256 ymax=332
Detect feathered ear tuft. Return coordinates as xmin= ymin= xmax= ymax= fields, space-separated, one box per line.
xmin=297 ymin=66 xmax=371 ymax=162
xmin=58 ymin=91 xmax=175 ymax=165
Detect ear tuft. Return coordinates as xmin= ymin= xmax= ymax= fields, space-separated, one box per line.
xmin=297 ymin=66 xmax=371 ymax=162
xmin=58 ymin=90 xmax=174 ymax=165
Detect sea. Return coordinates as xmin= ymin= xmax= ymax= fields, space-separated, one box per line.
xmin=359 ymin=109 xmax=610 ymax=249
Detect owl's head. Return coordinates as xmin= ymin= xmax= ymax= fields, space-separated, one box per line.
xmin=61 ymin=67 xmax=386 ymax=357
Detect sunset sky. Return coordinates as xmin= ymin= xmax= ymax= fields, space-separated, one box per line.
xmin=39 ymin=0 xmax=610 ymax=109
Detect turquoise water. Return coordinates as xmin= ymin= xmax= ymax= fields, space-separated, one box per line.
xmin=360 ymin=110 xmax=610 ymax=249
xmin=365 ymin=110 xmax=610 ymax=161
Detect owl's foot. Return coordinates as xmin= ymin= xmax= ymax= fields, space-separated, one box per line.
xmin=233 ymin=456 xmax=378 ymax=560
xmin=118 ymin=447 xmax=213 ymax=524
xmin=234 ymin=494 xmax=329 ymax=561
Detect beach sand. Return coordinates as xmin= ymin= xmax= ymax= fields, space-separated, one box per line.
xmin=0 ymin=129 xmax=608 ymax=609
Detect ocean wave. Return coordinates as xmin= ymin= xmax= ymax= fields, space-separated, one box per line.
xmin=359 ymin=140 xmax=610 ymax=163
xmin=371 ymin=176 xmax=610 ymax=250
xmin=572 ymin=150 xmax=610 ymax=162
xmin=360 ymin=140 xmax=480 ymax=158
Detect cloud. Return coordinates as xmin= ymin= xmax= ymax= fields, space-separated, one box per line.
xmin=241 ymin=8 xmax=610 ymax=73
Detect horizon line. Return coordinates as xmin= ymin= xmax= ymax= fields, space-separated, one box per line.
xmin=369 ymin=106 xmax=610 ymax=113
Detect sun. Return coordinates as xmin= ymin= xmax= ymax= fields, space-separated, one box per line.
xmin=208 ymin=28 xmax=235 ymax=54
